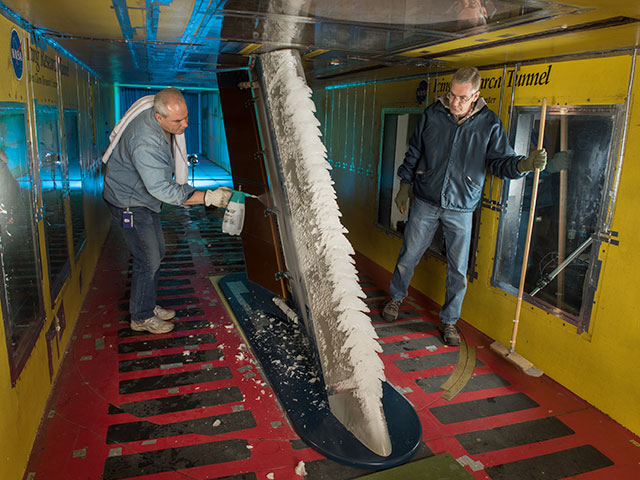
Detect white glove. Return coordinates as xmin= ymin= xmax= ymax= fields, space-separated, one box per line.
xmin=204 ymin=187 xmax=232 ymax=208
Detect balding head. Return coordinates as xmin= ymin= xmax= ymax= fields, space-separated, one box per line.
xmin=153 ymin=88 xmax=186 ymax=117
xmin=153 ymin=88 xmax=189 ymax=135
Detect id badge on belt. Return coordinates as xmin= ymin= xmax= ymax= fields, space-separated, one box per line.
xmin=122 ymin=208 xmax=134 ymax=229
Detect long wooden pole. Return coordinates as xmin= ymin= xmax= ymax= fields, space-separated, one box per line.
xmin=510 ymin=98 xmax=547 ymax=353
xmin=557 ymin=115 xmax=568 ymax=307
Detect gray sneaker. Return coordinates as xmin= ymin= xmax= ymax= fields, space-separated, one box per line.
xmin=131 ymin=316 xmax=175 ymax=334
xmin=154 ymin=305 xmax=176 ymax=320
xmin=440 ymin=324 xmax=460 ymax=346
xmin=382 ymin=299 xmax=402 ymax=322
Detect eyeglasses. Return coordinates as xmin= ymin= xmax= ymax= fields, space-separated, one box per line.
xmin=447 ymin=90 xmax=478 ymax=104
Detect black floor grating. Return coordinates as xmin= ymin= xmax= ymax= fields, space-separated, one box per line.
xmin=118 ymin=366 xmax=233 ymax=394
xmin=106 ymin=410 xmax=257 ymax=444
xmin=395 ymin=350 xmax=483 ymax=373
xmin=416 ymin=372 xmax=509 ymax=394
xmin=456 ymin=416 xmax=575 ymax=454
xmin=430 ymin=393 xmax=539 ymax=425
xmin=118 ymin=319 xmax=217 ymax=338
xmin=118 ymin=333 xmax=217 ymax=354
xmin=108 ymin=386 xmax=243 ymax=417
xmin=118 ymin=348 xmax=223 ymax=372
xmin=102 ymin=438 xmax=251 ymax=480
xmin=484 ymin=444 xmax=614 ymax=480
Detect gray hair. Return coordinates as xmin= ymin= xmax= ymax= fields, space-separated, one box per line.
xmin=452 ymin=66 xmax=481 ymax=91
xmin=153 ymin=88 xmax=185 ymax=117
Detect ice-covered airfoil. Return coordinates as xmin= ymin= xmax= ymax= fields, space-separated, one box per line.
xmin=257 ymin=48 xmax=392 ymax=457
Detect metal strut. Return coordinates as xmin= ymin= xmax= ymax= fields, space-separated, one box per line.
xmin=529 ymin=236 xmax=594 ymax=297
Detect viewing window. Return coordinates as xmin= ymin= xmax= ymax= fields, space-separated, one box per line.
xmin=65 ymin=109 xmax=86 ymax=257
xmin=0 ymin=102 xmax=45 ymax=384
xmin=377 ymin=108 xmax=463 ymax=262
xmin=36 ymin=104 xmax=70 ymax=302
xmin=493 ymin=105 xmax=623 ymax=330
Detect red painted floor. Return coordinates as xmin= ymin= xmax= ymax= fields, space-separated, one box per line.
xmin=24 ymin=204 xmax=640 ymax=479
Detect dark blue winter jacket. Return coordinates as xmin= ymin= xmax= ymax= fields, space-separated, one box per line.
xmin=397 ymin=97 xmax=525 ymax=212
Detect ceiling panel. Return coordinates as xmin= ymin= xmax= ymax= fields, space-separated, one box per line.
xmin=1 ymin=0 xmax=638 ymax=87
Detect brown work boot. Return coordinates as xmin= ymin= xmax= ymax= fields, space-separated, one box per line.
xmin=382 ymin=299 xmax=402 ymax=322
xmin=440 ymin=324 xmax=460 ymax=346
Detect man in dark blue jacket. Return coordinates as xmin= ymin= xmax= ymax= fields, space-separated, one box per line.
xmin=382 ymin=66 xmax=547 ymax=346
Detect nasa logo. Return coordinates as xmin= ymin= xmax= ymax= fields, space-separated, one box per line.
xmin=416 ymin=80 xmax=428 ymax=104
xmin=10 ymin=29 xmax=23 ymax=80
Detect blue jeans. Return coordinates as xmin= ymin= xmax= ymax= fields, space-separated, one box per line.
xmin=108 ymin=204 xmax=165 ymax=322
xmin=389 ymin=197 xmax=473 ymax=325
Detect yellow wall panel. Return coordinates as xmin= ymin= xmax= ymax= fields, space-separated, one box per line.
xmin=0 ymin=26 xmax=28 ymax=102
xmin=0 ymin=19 xmax=44 ymax=480
xmin=27 ymin=37 xmax=58 ymax=105
xmin=0 ymin=13 xmax=113 ymax=480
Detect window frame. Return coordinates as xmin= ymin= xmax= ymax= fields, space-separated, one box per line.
xmin=0 ymin=102 xmax=47 ymax=386
xmin=491 ymin=103 xmax=626 ymax=332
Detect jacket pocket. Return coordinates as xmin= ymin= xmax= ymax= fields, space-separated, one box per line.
xmin=464 ymin=174 xmax=482 ymax=191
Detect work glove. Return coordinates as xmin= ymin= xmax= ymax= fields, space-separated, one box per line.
xmin=204 ymin=187 xmax=232 ymax=208
xmin=394 ymin=183 xmax=411 ymax=215
xmin=517 ymin=148 xmax=547 ymax=173
xmin=546 ymin=150 xmax=573 ymax=173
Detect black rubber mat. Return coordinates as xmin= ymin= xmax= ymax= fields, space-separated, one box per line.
xmin=118 ymin=333 xmax=217 ymax=353
xmin=415 ymin=372 xmax=509 ymax=394
xmin=118 ymin=348 xmax=223 ymax=372
xmin=430 ymin=393 xmax=539 ymax=424
xmin=156 ymin=287 xmax=196 ymax=296
xmin=395 ymin=351 xmax=483 ymax=373
xmin=375 ymin=320 xmax=436 ymax=336
xmin=159 ymin=255 xmax=192 ymax=262
xmin=369 ymin=309 xmax=424 ymax=323
xmin=456 ymin=416 xmax=575 ymax=454
xmin=108 ymin=387 xmax=243 ymax=416
xmin=171 ymin=307 xmax=206 ymax=317
xmin=102 ymin=438 xmax=251 ymax=480
xmin=484 ymin=444 xmax=614 ymax=480
xmin=291 ymin=439 xmax=308 ymax=450
xmin=364 ymin=289 xmax=388 ymax=299
xmin=118 ymin=319 xmax=216 ymax=337
xmin=155 ymin=296 xmax=200 ymax=307
xmin=161 ymin=262 xmax=195 ymax=269
xmin=106 ymin=410 xmax=256 ymax=444
xmin=158 ymin=269 xmax=196 ymax=277
xmin=217 ymin=272 xmax=422 ymax=469
xmin=118 ymin=366 xmax=232 ymax=394
xmin=365 ymin=299 xmax=389 ymax=309
xmin=381 ymin=336 xmax=444 ymax=354
xmin=157 ymin=278 xmax=190 ymax=286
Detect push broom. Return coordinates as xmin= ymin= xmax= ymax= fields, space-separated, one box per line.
xmin=490 ymin=98 xmax=547 ymax=378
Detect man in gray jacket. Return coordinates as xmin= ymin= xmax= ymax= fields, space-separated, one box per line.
xmin=382 ymin=67 xmax=547 ymax=346
xmin=104 ymin=88 xmax=230 ymax=334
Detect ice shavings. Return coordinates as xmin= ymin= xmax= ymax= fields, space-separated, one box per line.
xmin=295 ymin=460 xmax=307 ymax=477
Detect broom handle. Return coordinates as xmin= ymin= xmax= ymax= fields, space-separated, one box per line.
xmin=557 ymin=115 xmax=568 ymax=308
xmin=510 ymin=98 xmax=547 ymax=353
